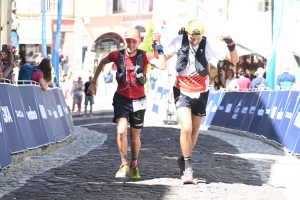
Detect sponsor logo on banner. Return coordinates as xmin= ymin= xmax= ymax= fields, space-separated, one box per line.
xmin=294 ymin=112 xmax=300 ymax=129
xmin=206 ymin=100 xmax=212 ymax=113
xmin=57 ymin=105 xmax=64 ymax=117
xmin=234 ymin=100 xmax=242 ymax=113
xmin=15 ymin=110 xmax=25 ymax=118
xmin=64 ymin=106 xmax=69 ymax=114
xmin=47 ymin=109 xmax=53 ymax=116
xmin=2 ymin=106 xmax=13 ymax=123
xmin=218 ymin=106 xmax=224 ymax=110
xmin=249 ymin=106 xmax=256 ymax=114
xmin=211 ymin=104 xmax=217 ymax=112
xmin=285 ymin=112 xmax=292 ymax=119
xmin=0 ymin=123 xmax=2 ymax=133
xmin=276 ymin=108 xmax=283 ymax=120
xmin=241 ymin=107 xmax=248 ymax=114
xmin=257 ymin=107 xmax=265 ymax=116
xmin=270 ymin=106 xmax=277 ymax=119
xmin=26 ymin=107 xmax=38 ymax=120
xmin=266 ymin=109 xmax=271 ymax=115
xmin=53 ymin=108 xmax=58 ymax=119
xmin=232 ymin=114 xmax=237 ymax=119
xmin=225 ymin=104 xmax=232 ymax=113
xmin=39 ymin=105 xmax=47 ymax=119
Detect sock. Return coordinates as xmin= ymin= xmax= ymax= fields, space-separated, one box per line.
xmin=131 ymin=157 xmax=138 ymax=167
xmin=184 ymin=156 xmax=192 ymax=169
xmin=121 ymin=155 xmax=127 ymax=165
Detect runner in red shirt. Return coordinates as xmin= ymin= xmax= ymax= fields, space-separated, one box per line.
xmin=88 ymin=28 xmax=167 ymax=179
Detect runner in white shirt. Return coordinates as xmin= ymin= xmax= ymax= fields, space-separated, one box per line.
xmin=152 ymin=19 xmax=239 ymax=184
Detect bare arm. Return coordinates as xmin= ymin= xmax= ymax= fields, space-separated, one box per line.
xmin=87 ymin=55 xmax=111 ymax=94
xmin=2 ymin=61 xmax=16 ymax=79
xmin=39 ymin=78 xmax=48 ymax=91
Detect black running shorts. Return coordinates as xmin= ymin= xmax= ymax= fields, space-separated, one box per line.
xmin=112 ymin=92 xmax=146 ymax=129
xmin=173 ymin=86 xmax=209 ymax=117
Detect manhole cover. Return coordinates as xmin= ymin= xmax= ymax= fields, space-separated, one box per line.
xmin=31 ymin=156 xmax=63 ymax=161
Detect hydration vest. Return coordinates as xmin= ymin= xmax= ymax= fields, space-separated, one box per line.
xmin=175 ymin=34 xmax=208 ymax=76
xmin=116 ymin=49 xmax=146 ymax=86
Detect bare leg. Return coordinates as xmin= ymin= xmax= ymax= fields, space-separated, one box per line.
xmin=116 ymin=118 xmax=128 ymax=157
xmin=177 ymin=107 xmax=193 ymax=157
xmin=129 ymin=126 xmax=142 ymax=165
xmin=90 ymin=105 xmax=93 ymax=115
xmin=191 ymin=115 xmax=203 ymax=150
xmin=84 ymin=105 xmax=87 ymax=115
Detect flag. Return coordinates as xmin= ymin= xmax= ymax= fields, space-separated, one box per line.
xmin=41 ymin=0 xmax=47 ymax=58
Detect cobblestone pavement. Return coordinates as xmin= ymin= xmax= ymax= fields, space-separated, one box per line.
xmin=1 ymin=96 xmax=300 ymax=199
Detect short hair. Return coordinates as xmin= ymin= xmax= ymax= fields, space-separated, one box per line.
xmin=239 ymin=70 xmax=245 ymax=76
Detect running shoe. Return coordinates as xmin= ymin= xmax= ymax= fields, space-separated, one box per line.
xmin=90 ymin=114 xmax=93 ymax=118
xmin=181 ymin=168 xmax=194 ymax=184
xmin=115 ymin=164 xmax=129 ymax=178
xmin=82 ymin=115 xmax=87 ymax=118
xmin=130 ymin=166 xmax=141 ymax=179
xmin=177 ymin=157 xmax=185 ymax=178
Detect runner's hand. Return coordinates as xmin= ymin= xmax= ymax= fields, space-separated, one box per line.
xmin=152 ymin=31 xmax=161 ymax=44
xmin=87 ymin=83 xmax=97 ymax=96
xmin=178 ymin=27 xmax=186 ymax=35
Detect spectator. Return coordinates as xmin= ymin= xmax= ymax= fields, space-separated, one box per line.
xmin=250 ymin=67 xmax=266 ymax=90
xmin=226 ymin=69 xmax=238 ymax=91
xmin=213 ymin=75 xmax=224 ymax=90
xmin=61 ymin=51 xmax=69 ymax=75
xmin=0 ymin=44 xmax=15 ymax=83
xmin=72 ymin=76 xmax=84 ymax=115
xmin=237 ymin=70 xmax=251 ymax=91
xmin=30 ymin=58 xmax=53 ymax=91
xmin=35 ymin=53 xmax=43 ymax=65
xmin=276 ymin=67 xmax=296 ymax=90
xmin=148 ymin=66 xmax=158 ymax=94
xmin=60 ymin=74 xmax=69 ymax=99
xmin=83 ymin=76 xmax=96 ymax=118
xmin=97 ymin=54 xmax=103 ymax=65
xmin=103 ymin=65 xmax=114 ymax=96
xmin=0 ymin=61 xmax=4 ymax=80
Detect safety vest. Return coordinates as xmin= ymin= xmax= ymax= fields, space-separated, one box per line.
xmin=116 ymin=49 xmax=146 ymax=86
xmin=175 ymin=34 xmax=208 ymax=76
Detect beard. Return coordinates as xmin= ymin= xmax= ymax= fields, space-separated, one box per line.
xmin=126 ymin=47 xmax=137 ymax=56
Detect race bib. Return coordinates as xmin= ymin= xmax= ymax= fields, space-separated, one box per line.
xmin=133 ymin=97 xmax=147 ymax=112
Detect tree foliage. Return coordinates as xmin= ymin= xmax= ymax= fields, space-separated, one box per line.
xmin=140 ymin=21 xmax=154 ymax=54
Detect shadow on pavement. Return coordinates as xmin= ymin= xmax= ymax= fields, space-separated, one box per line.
xmin=1 ymin=125 xmax=265 ymax=199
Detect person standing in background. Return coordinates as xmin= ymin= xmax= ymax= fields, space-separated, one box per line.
xmin=83 ymin=76 xmax=96 ymax=118
xmin=226 ymin=69 xmax=238 ymax=91
xmin=276 ymin=67 xmax=296 ymax=90
xmin=72 ymin=76 xmax=84 ymax=115
xmin=237 ymin=70 xmax=251 ymax=91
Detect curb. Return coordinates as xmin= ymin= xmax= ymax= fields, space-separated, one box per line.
xmin=208 ymin=126 xmax=298 ymax=159
xmin=11 ymin=132 xmax=78 ymax=165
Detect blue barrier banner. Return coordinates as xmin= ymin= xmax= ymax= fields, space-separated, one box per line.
xmin=33 ymin=87 xmax=56 ymax=143
xmin=202 ymin=92 xmax=217 ymax=126
xmin=52 ymin=89 xmax=72 ymax=140
xmin=56 ymin=88 xmax=74 ymax=133
xmin=283 ymin=97 xmax=300 ymax=153
xmin=44 ymin=90 xmax=66 ymax=142
xmin=225 ymin=92 xmax=246 ymax=129
xmin=248 ymin=91 xmax=271 ymax=134
xmin=204 ymin=92 xmax=225 ymax=126
xmin=217 ymin=92 xmax=241 ymax=127
xmin=279 ymin=91 xmax=300 ymax=145
xmin=18 ymin=85 xmax=49 ymax=147
xmin=267 ymin=90 xmax=291 ymax=143
xmin=7 ymin=85 xmax=37 ymax=149
xmin=152 ymin=86 xmax=164 ymax=114
xmin=0 ymin=84 xmax=27 ymax=153
xmin=240 ymin=91 xmax=261 ymax=132
xmin=259 ymin=91 xmax=278 ymax=138
xmin=211 ymin=92 xmax=231 ymax=126
xmin=0 ymin=100 xmax=12 ymax=169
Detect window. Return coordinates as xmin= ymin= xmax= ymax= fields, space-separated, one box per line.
xmin=46 ymin=0 xmax=58 ymax=12
xmin=113 ymin=0 xmax=127 ymax=13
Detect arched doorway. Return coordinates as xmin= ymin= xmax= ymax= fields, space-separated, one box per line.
xmin=92 ymin=32 xmax=124 ymax=57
